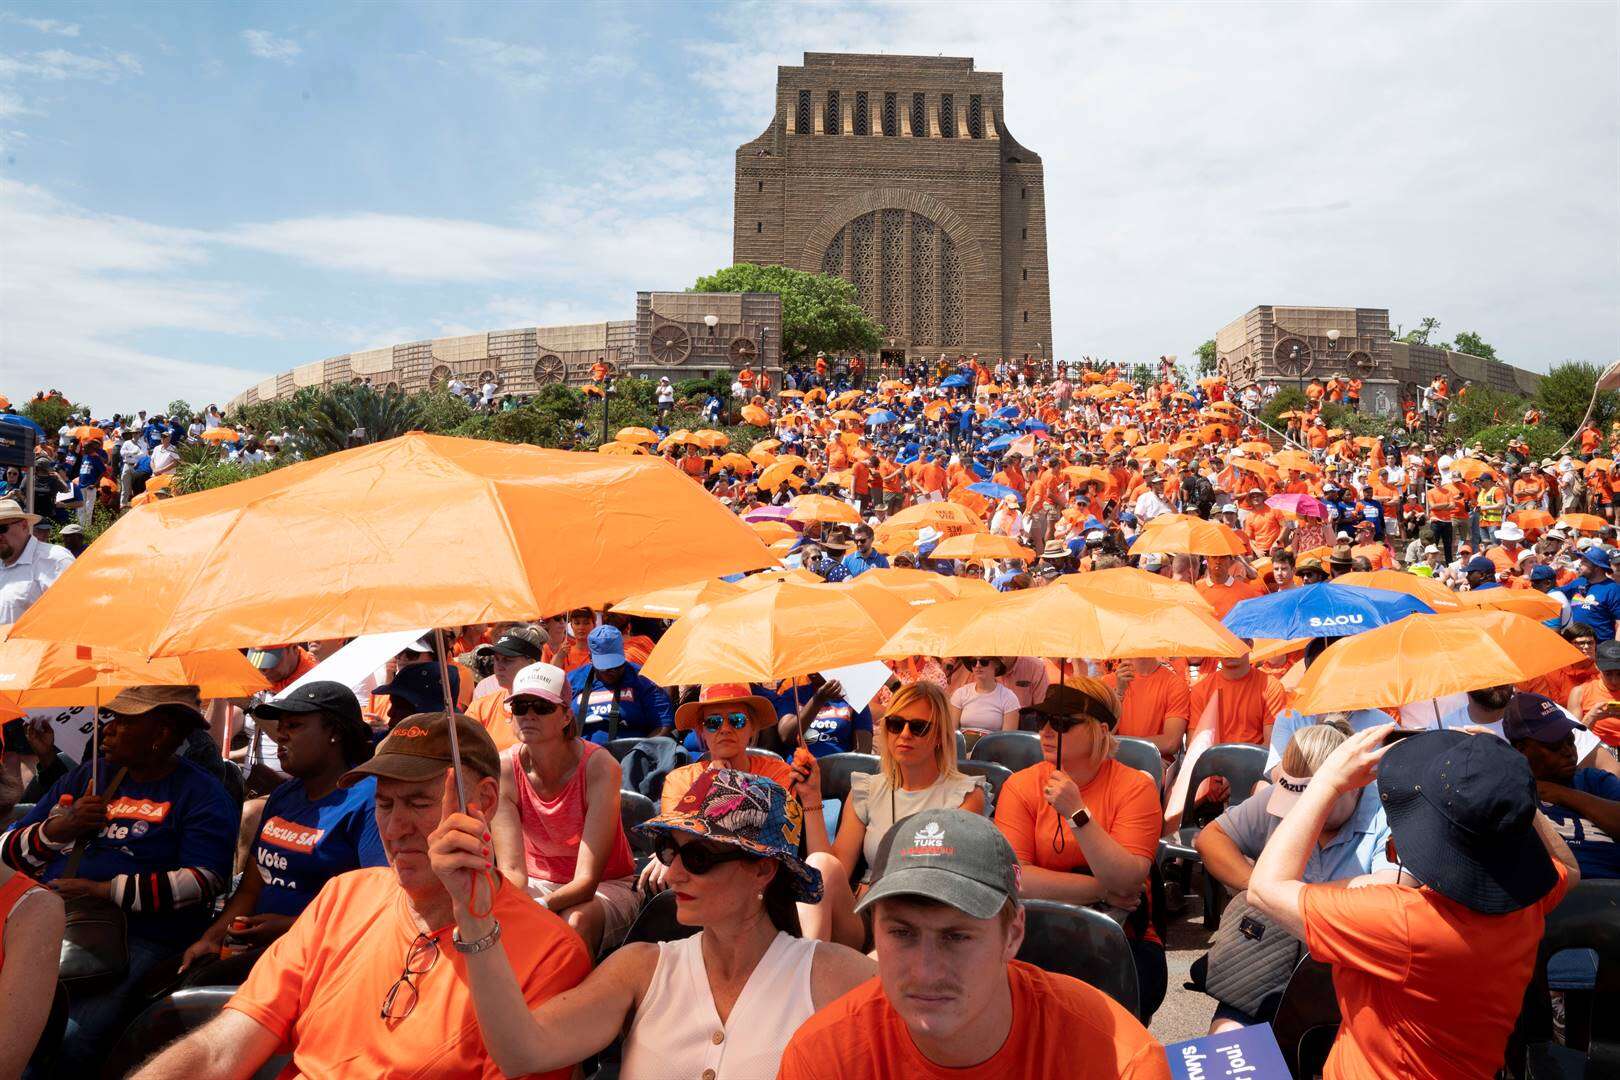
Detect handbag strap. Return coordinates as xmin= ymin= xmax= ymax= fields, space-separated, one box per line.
xmin=62 ymin=766 xmax=128 ymax=878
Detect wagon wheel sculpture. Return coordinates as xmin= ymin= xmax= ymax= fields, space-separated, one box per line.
xmin=429 ymin=364 xmax=452 ymax=388
xmin=1274 ymin=338 xmax=1312 ymax=378
xmin=728 ymin=337 xmax=758 ymax=365
xmin=650 ymin=324 xmax=692 ymax=365
xmin=533 ymin=354 xmax=567 ymax=386
xmin=1349 ymin=350 xmax=1376 ymax=373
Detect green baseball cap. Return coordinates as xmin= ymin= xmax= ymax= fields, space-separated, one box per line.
xmin=854 ymin=808 xmax=1021 ymax=920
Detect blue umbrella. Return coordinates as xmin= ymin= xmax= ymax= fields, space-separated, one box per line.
xmin=970 ymin=460 xmax=992 ymax=479
xmin=995 ymin=406 xmax=1021 ymax=419
xmin=1021 ymin=419 xmax=1049 ymax=432
xmin=865 ymin=410 xmax=898 ymax=426
xmin=967 ymin=481 xmax=1020 ymax=503
xmin=981 ymin=418 xmax=1010 ymax=433
xmin=940 ymin=373 xmax=971 ymax=388
xmin=0 ymin=413 xmax=46 ymax=440
xmin=984 ymin=433 xmax=1017 ymax=452
xmin=1222 ymin=582 xmax=1433 ymax=640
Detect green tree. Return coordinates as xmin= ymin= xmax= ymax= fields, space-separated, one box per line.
xmin=291 ymin=384 xmax=424 ymax=456
xmin=21 ymin=395 xmax=75 ymax=437
xmin=167 ymin=399 xmax=196 ymax=425
xmin=1396 ymin=316 xmax=1441 ymax=346
xmin=690 ymin=264 xmax=883 ymax=361
xmin=1450 ymin=331 xmax=1497 ymax=360
xmin=1195 ymin=339 xmax=1218 ymax=377
xmin=1445 ymin=383 xmax=1527 ymax=437
xmin=1537 ymin=361 xmax=1617 ymax=436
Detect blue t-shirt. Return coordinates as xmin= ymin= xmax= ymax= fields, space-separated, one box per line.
xmin=251 ymin=776 xmax=388 ymax=917
xmin=803 ymin=697 xmax=872 ymax=758
xmin=1357 ymin=501 xmax=1387 ymax=541
xmin=18 ymin=756 xmax=235 ymax=946
xmin=567 ymin=663 xmax=675 ymax=744
xmin=1543 ymin=768 xmax=1620 ymax=879
xmin=1559 ymin=578 xmax=1620 ymax=641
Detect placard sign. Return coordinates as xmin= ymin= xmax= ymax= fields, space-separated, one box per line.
xmin=1164 ymin=1025 xmax=1290 ymax=1079
xmin=23 ymin=705 xmax=97 ymax=760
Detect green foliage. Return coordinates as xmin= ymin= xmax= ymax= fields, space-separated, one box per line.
xmin=1316 ymin=402 xmax=1398 ymax=439
xmin=1196 ymin=339 xmax=1218 ymax=377
xmin=1536 ymin=361 xmax=1616 ymax=436
xmin=676 ymin=374 xmax=734 ymax=404
xmin=166 ymin=399 xmax=196 ymax=425
xmin=1450 ymin=331 xmax=1497 ymax=360
xmin=290 ymin=384 xmax=425 ymax=457
xmin=1465 ymin=422 xmax=1566 ymax=461
xmin=1445 ymin=384 xmax=1529 ymax=438
xmin=174 ymin=456 xmax=279 ymax=495
xmin=21 ymin=395 xmax=75 ymax=436
xmin=612 ymin=377 xmax=659 ymax=413
xmin=415 ymin=389 xmax=476 ymax=433
xmin=690 ymin=264 xmax=882 ymax=360
xmin=1260 ymin=387 xmax=1311 ymax=428
xmin=1125 ymin=363 xmax=1153 ymax=388
xmin=1396 ymin=316 xmax=1442 ymax=345
xmin=531 ymin=384 xmax=586 ymax=419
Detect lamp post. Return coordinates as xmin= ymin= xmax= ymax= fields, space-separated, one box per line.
xmin=599 ymin=353 xmax=612 ymax=447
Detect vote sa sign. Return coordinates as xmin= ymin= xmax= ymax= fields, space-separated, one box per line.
xmin=21 ymin=705 xmax=97 ymax=760
xmin=1164 ymin=1025 xmax=1289 ymax=1079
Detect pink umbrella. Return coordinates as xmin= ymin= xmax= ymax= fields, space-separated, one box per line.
xmin=1266 ymin=493 xmax=1326 ymax=519
xmin=743 ymin=506 xmax=800 ymax=526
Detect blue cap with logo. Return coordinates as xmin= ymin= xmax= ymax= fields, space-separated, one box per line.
xmin=587 ymin=624 xmax=627 ymax=668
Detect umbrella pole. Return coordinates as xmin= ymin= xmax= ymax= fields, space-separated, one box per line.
xmin=434 ymin=627 xmax=468 ymax=814
xmin=1432 ymin=697 xmax=1443 ymax=731
xmin=91 ymin=687 xmax=100 ymax=796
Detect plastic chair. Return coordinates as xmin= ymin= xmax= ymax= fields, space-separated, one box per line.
xmin=1161 ymin=743 xmax=1269 ymax=864
xmin=1015 ymin=899 xmax=1139 ymax=1016
xmin=607 ymin=737 xmax=646 ymax=761
xmin=1112 ymin=737 xmax=1165 ymax=790
xmin=1271 ymin=955 xmax=1339 ymax=1079
xmin=954 ymin=759 xmax=1013 ymax=816
xmin=622 ymin=888 xmax=700 ymax=946
xmin=817 ymin=752 xmax=881 ymax=806
xmin=620 ymin=790 xmax=659 ymax=863
xmin=970 ymin=731 xmax=1043 ymax=772
xmin=955 ymin=730 xmax=969 ymax=758
xmin=103 ymin=986 xmax=291 ymax=1080
xmin=1513 ymin=879 xmax=1620 ymax=1078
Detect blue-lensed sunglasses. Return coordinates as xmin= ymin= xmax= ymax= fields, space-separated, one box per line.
xmin=702 ymin=711 xmax=751 ymax=733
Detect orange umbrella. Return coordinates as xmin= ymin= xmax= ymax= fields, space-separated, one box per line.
xmin=1509 ymin=509 xmax=1555 ymax=532
xmin=1250 ymin=636 xmax=1310 ymax=665
xmin=1451 ymin=458 xmax=1497 ymax=481
xmin=748 ymin=520 xmax=799 ymax=544
xmin=923 ymin=400 xmax=950 ymax=421
xmin=638 ymin=580 xmax=910 ymax=683
xmin=830 ymin=409 xmax=863 ymax=423
xmin=71 ymin=425 xmax=108 ymax=442
xmin=1290 ymin=610 xmax=1583 ymax=715
xmin=747 ymin=447 xmax=778 ymax=467
xmin=878 ymin=379 xmax=907 ymax=392
xmin=877 ymin=587 xmax=1246 ymax=662
xmin=1228 ymin=458 xmax=1280 ymax=485
xmin=596 ymin=441 xmax=648 ymax=456
xmin=803 ymin=388 xmax=827 ymax=405
xmin=737 ymin=567 xmax=822 ymax=589
xmin=838 ymin=568 xmax=996 ymax=609
xmin=1269 ymin=450 xmax=1321 ymax=474
xmin=658 ymin=429 xmax=694 ymax=451
xmin=833 ymin=390 xmax=863 ymax=408
xmin=1453 ymin=588 xmax=1563 ymax=621
xmin=927 ymin=534 xmax=1036 ymax=562
xmin=609 ymin=578 xmax=746 ymax=619
xmin=8 ymin=432 xmax=773 ymax=657
xmin=1134 ymin=443 xmax=1171 ymax=461
xmin=143 ymin=473 xmax=176 ymax=493
xmin=581 ymin=384 xmax=604 ymax=397
xmin=751 ymin=438 xmax=781 ymax=453
xmin=1129 ymin=516 xmax=1249 ymax=556
xmin=778 ymin=389 xmax=805 ymax=399
xmin=1558 ymin=514 xmax=1608 ymax=535
xmin=756 ymin=462 xmax=806 ymax=492
xmin=692 ymin=429 xmax=730 ymax=449
xmin=1061 ymin=566 xmax=1214 ymax=612
xmin=1332 ymin=570 xmax=1460 ymax=611
xmin=787 ymin=493 xmax=862 ymax=525
xmin=1587 ymin=458 xmax=1614 ymax=473
xmin=1238 ymin=441 xmax=1273 ymax=455
xmin=1062 ymin=465 xmax=1112 ymax=487
xmin=876 ymin=501 xmax=985 ymax=536
xmin=0 ymin=630 xmax=270 ymax=708
xmin=717 ymin=453 xmax=755 ymax=474
xmin=615 ymin=427 xmax=660 ymax=445
xmin=740 ymin=405 xmax=771 ymax=427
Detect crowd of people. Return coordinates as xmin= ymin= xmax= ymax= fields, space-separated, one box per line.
xmin=1 ymin=352 xmax=1617 ymax=1078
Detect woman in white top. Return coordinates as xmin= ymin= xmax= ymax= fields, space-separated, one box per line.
xmin=793 ymin=681 xmax=985 ymax=948
xmin=949 ymin=656 xmax=1023 ymax=734
xmin=429 ymin=768 xmax=873 ymax=1080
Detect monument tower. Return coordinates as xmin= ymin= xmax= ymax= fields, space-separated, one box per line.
xmin=734 ymin=52 xmax=1053 ymax=365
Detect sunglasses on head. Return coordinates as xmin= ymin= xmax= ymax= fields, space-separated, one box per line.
xmin=882 ymin=715 xmax=934 ymax=738
xmin=702 ymin=711 xmax=751 ymax=734
xmin=509 ymin=697 xmax=562 ymax=717
xmin=654 ymin=835 xmax=754 ymax=875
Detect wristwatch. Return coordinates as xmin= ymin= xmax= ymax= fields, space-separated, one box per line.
xmin=452 ymin=920 xmax=503 ymax=955
xmin=1069 ymin=808 xmax=1092 ymax=832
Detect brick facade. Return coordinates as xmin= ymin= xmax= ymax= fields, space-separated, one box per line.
xmin=734 ymin=53 xmax=1052 ymax=365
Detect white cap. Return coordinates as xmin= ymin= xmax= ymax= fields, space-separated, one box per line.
xmin=1495 ymin=522 xmax=1525 ymax=542
xmin=510 ymin=662 xmax=567 ymax=704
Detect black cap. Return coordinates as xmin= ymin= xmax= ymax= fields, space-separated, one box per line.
xmin=254 ymin=680 xmax=363 ymax=730
xmin=1031 ymin=684 xmax=1117 ymax=727
xmin=373 ymin=663 xmax=460 ymax=715
xmin=489 ymin=626 xmax=546 ymax=661
xmin=1502 ymin=694 xmax=1585 ymax=743
xmin=1597 ymin=640 xmax=1620 ymax=673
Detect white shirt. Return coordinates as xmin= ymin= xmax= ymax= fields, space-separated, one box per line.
xmin=119 ymin=439 xmax=145 ymax=468
xmin=151 ymin=445 xmax=180 ymax=474
xmin=656 ymin=383 xmax=675 ymax=404
xmin=1134 ymin=489 xmax=1175 ymax=522
xmin=0 ymin=535 xmax=75 ymax=623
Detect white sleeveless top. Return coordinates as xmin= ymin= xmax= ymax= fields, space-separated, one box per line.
xmin=620 ymin=930 xmax=818 ymax=1080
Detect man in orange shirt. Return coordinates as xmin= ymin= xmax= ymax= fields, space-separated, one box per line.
xmin=917 ymin=455 xmax=947 ymax=502
xmin=1104 ymin=658 xmax=1190 ymax=759
xmin=1187 ymin=652 xmax=1285 ymax=746
xmin=1250 ymin=726 xmax=1578 ymax=1080
xmin=1349 ymin=520 xmax=1393 ymax=570
xmin=133 ymin=714 xmax=591 ymax=1080
xmin=1195 ymin=553 xmax=1267 ymax=620
xmin=777 ymin=809 xmax=1168 ymax=1080
xmin=1240 ymin=488 xmax=1285 ymax=553
xmin=466 ymin=626 xmax=548 ymax=752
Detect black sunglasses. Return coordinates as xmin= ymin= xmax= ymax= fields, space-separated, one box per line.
xmin=654 ymin=835 xmax=754 ymax=875
xmin=883 ymin=715 xmax=934 ymax=738
xmin=509 ymin=698 xmax=562 ymax=717
xmin=381 ymin=932 xmax=439 ymax=1020
xmin=967 ymin=657 xmax=997 ymax=668
xmin=702 ymin=711 xmax=751 ymax=734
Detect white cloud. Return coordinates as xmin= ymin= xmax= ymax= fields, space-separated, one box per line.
xmin=0 ymin=90 xmax=35 ymax=118
xmin=241 ymin=29 xmax=301 ymax=64
xmin=450 ymin=37 xmax=547 ymax=92
xmin=0 ymin=15 xmax=80 ymax=37
xmin=0 ymin=179 xmax=268 ymax=407
xmin=0 ymin=48 xmax=142 ymax=81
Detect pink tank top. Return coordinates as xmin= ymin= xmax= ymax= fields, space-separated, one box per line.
xmin=507 ymin=742 xmax=636 ymax=884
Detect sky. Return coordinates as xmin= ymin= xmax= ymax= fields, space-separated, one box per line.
xmin=1 ymin=0 xmax=1616 ymax=411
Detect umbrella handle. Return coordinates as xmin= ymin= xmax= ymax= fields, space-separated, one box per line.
xmin=434 ymin=627 xmax=495 ymax=918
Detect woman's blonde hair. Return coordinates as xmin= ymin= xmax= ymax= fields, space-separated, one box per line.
xmin=1280 ymin=719 xmax=1351 ymax=777
xmin=1055 ymin=675 xmax=1117 ymax=769
xmin=878 ymin=681 xmax=961 ymax=785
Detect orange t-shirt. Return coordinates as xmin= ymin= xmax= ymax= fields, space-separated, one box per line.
xmin=660 ymin=752 xmax=795 ymax=813
xmin=776 ymin=960 xmax=1169 ymax=1080
xmin=1300 ymin=864 xmax=1571 ymax=1080
xmin=1243 ymin=508 xmax=1285 ymax=553
xmin=1195 ymin=577 xmax=1267 ymax=620
xmin=1102 ymin=665 xmax=1190 ymax=745
xmin=226 ymin=868 xmax=590 ymax=1080
xmin=1569 ymin=678 xmax=1620 ymax=744
xmin=1187 ymin=667 xmax=1286 ymax=745
xmin=1351 ymin=542 xmax=1393 ymax=570
xmin=467 ymin=689 xmax=517 ymax=753
xmin=994 ymin=759 xmax=1160 ymax=920
xmin=919 ymin=463 xmax=947 ymax=494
